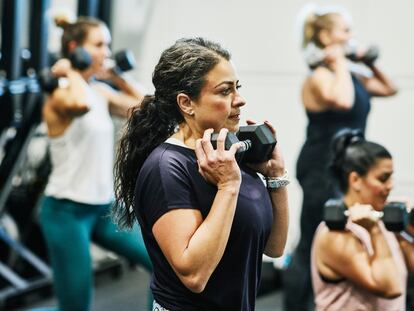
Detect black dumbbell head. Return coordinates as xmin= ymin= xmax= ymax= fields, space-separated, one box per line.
xmin=383 ymin=202 xmax=408 ymax=232
xmin=38 ymin=68 xmax=59 ymax=93
xmin=324 ymin=199 xmax=348 ymax=231
xmin=361 ymin=46 xmax=379 ymax=67
xmin=211 ymin=132 xmax=239 ymax=150
xmin=237 ymin=124 xmax=276 ymax=163
xmin=68 ymin=47 xmax=92 ymax=71
xmin=114 ymin=50 xmax=136 ymax=73
xmin=211 ymin=131 xmax=244 ymax=163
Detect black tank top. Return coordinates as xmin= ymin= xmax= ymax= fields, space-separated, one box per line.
xmin=296 ymin=74 xmax=371 ymax=180
xmin=305 ymin=74 xmax=371 ymax=143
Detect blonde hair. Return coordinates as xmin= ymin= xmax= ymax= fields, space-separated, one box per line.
xmin=302 ymin=12 xmax=340 ymax=48
xmin=54 ymin=15 xmax=103 ymax=58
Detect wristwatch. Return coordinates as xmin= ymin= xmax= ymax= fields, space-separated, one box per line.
xmin=264 ymin=170 xmax=290 ymax=190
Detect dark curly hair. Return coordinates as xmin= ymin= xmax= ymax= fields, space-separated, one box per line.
xmin=113 ymin=37 xmax=231 ymax=228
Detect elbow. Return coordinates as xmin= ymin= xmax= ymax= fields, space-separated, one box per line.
xmin=322 ymin=95 xmax=352 ymax=110
xmin=373 ymin=284 xmax=403 ymax=299
xmin=174 ymin=262 xmax=210 ymax=293
xmin=330 ymin=99 xmax=353 ymax=110
xmin=387 ymin=87 xmax=398 ymax=97
xmin=181 ymin=274 xmax=208 ymax=293
xmin=66 ymin=102 xmax=90 ymax=116
xmin=381 ymin=288 xmax=403 ymax=299
xmin=264 ymin=245 xmax=286 ymax=258
xmin=265 ymin=249 xmax=284 ymax=258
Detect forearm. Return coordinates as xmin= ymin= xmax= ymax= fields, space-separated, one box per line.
xmin=370 ymin=225 xmax=402 ymax=295
xmin=370 ymin=65 xmax=398 ymax=95
xmin=109 ymin=93 xmax=141 ymax=118
xmin=329 ymin=62 xmax=354 ymax=107
xmin=178 ymin=187 xmax=239 ymax=290
xmin=398 ymin=225 xmax=414 ymax=272
xmin=110 ymin=73 xmax=145 ymax=101
xmin=264 ymin=187 xmax=289 ymax=257
xmin=51 ymin=71 xmax=90 ymax=116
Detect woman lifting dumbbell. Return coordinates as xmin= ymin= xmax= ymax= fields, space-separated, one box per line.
xmin=311 ymin=128 xmax=414 ymax=310
xmin=113 ymin=37 xmax=289 ymax=310
xmin=39 ymin=15 xmax=152 ymax=311
xmin=284 ymin=5 xmax=398 ymax=310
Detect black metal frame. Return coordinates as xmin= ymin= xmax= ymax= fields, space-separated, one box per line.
xmin=0 ymin=0 xmax=53 ymax=307
xmin=0 ymin=0 xmax=121 ymax=307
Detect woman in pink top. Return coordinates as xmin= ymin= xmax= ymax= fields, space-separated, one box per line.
xmin=311 ymin=128 xmax=414 ymax=311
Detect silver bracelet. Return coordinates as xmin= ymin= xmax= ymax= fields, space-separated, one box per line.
xmin=263 ymin=169 xmax=290 ymax=190
xmin=400 ymin=231 xmax=414 ymax=244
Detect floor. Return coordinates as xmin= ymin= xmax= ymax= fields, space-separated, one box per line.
xmin=16 ymin=264 xmax=285 ymax=311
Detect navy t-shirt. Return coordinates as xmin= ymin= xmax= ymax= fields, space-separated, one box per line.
xmin=134 ymin=142 xmax=274 ymax=311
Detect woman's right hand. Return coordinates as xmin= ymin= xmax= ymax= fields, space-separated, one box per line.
xmin=348 ymin=203 xmax=379 ymax=231
xmin=51 ymin=58 xmax=72 ymax=77
xmin=195 ymin=128 xmax=242 ymax=190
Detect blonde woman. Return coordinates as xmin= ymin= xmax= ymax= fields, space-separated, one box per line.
xmin=284 ymin=5 xmax=397 ymax=310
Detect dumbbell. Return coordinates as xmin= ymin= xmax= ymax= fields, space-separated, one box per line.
xmin=38 ymin=47 xmax=92 ymax=93
xmin=345 ymin=44 xmax=379 ymax=67
xmin=324 ymin=199 xmax=410 ymax=231
xmin=38 ymin=47 xmax=136 ymax=93
xmin=210 ymin=124 xmax=277 ymax=163
xmin=112 ymin=50 xmax=136 ymax=75
xmin=305 ymin=43 xmax=379 ymax=69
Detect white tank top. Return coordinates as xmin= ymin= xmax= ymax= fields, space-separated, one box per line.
xmin=45 ymin=83 xmax=114 ymax=204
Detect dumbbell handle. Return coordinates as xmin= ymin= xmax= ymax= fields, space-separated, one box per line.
xmin=237 ymin=139 xmax=252 ymax=153
xmin=343 ymin=209 xmax=383 ymax=220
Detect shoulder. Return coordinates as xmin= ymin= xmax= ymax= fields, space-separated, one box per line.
xmin=91 ymin=80 xmax=117 ymax=95
xmin=315 ymin=223 xmax=365 ymax=260
xmin=142 ymin=143 xmax=195 ymax=177
xmin=308 ymin=67 xmax=335 ymax=84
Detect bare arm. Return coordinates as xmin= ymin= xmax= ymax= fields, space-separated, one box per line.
xmin=397 ymin=224 xmax=414 ymax=273
xmin=264 ymin=186 xmax=289 ymax=257
xmin=245 ymin=120 xmax=289 ymax=257
xmin=95 ymin=73 xmax=144 ymax=118
xmin=309 ymin=59 xmax=354 ymax=110
xmin=317 ymin=224 xmax=403 ymax=298
xmin=361 ymin=65 xmax=398 ymax=97
xmin=305 ymin=45 xmax=355 ymax=111
xmin=49 ymin=70 xmax=90 ymax=117
xmin=152 ymin=128 xmax=242 ymax=293
xmin=42 ymin=66 xmax=91 ymax=137
xmin=153 ymin=187 xmax=239 ymax=293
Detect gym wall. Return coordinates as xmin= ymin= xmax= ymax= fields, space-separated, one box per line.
xmin=51 ymin=0 xmax=414 ymax=252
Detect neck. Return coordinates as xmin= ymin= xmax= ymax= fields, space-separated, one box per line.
xmin=80 ymin=68 xmax=95 ymax=82
xmin=171 ymin=123 xmax=200 ymax=149
xmin=343 ymin=191 xmax=360 ymax=208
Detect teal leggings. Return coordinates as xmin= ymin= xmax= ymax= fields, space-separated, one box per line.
xmin=39 ymin=196 xmax=153 ymax=311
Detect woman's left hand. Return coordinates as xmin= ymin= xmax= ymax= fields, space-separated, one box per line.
xmin=245 ymin=119 xmax=286 ymax=177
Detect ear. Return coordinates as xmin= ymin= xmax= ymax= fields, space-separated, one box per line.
xmin=318 ymin=29 xmax=331 ymax=47
xmin=348 ymin=171 xmax=362 ymax=192
xmin=67 ymin=40 xmax=78 ymax=53
xmin=176 ymin=93 xmax=194 ymax=117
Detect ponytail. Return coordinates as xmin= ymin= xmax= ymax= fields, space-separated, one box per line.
xmin=55 ymin=15 xmax=103 ymax=58
xmin=329 ymin=128 xmax=391 ymax=192
xmin=302 ymin=12 xmax=340 ymax=49
xmin=113 ymin=95 xmax=182 ymax=229
xmin=302 ymin=13 xmax=317 ymax=48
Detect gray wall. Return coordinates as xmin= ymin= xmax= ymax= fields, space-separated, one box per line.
xmin=51 ymin=0 xmax=414 ymax=251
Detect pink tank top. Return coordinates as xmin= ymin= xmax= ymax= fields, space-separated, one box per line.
xmin=311 ymin=221 xmax=407 ymax=311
